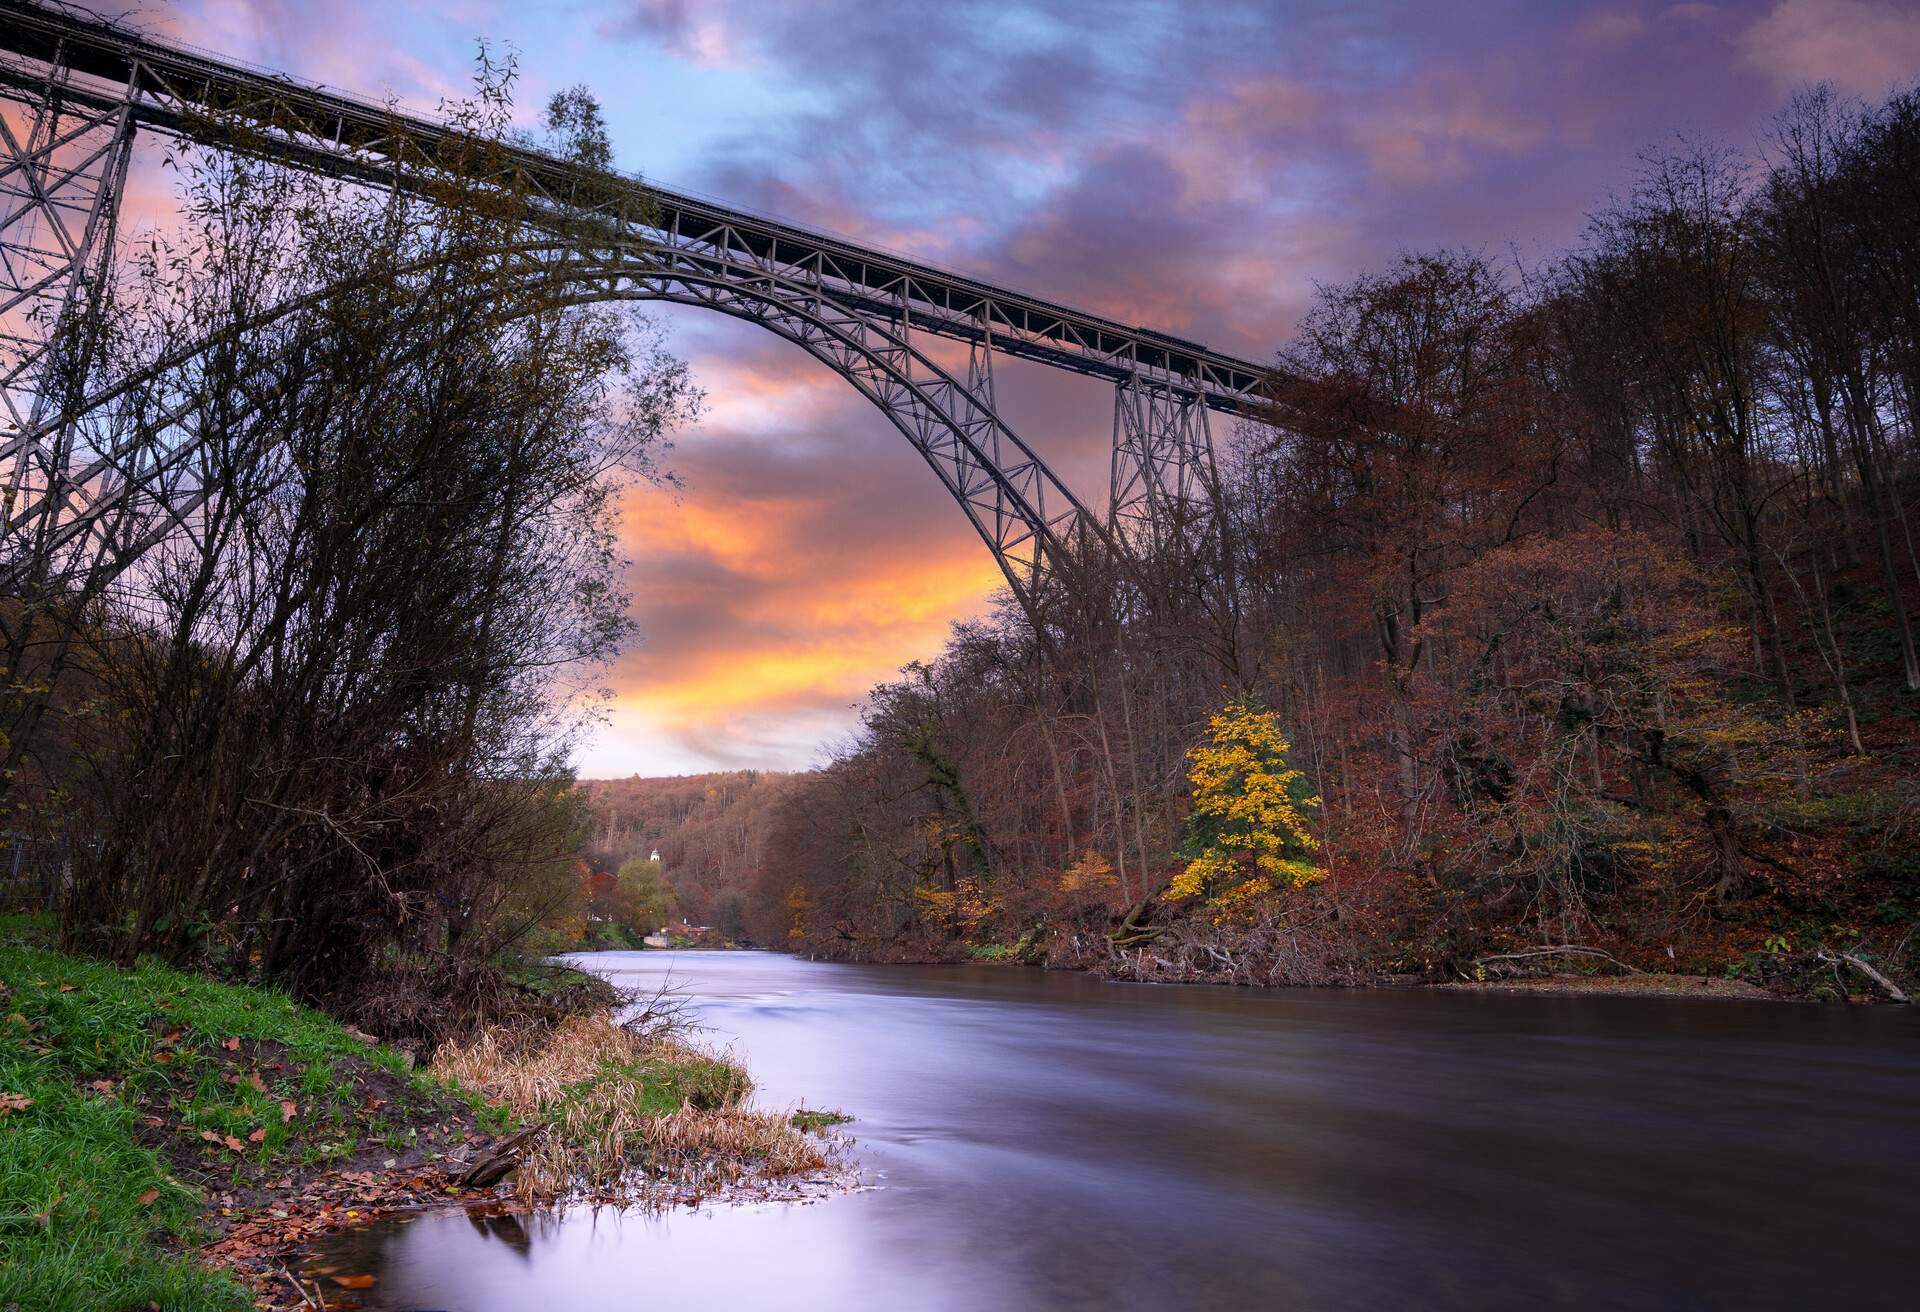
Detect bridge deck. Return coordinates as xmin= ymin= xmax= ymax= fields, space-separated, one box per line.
xmin=0 ymin=0 xmax=1274 ymax=412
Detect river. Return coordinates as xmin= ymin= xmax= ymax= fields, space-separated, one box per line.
xmin=308 ymin=950 xmax=1919 ymax=1310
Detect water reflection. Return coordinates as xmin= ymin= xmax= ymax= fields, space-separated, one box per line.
xmin=307 ymin=951 xmax=1920 ymax=1311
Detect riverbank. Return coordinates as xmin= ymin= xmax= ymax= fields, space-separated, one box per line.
xmin=799 ymin=924 xmax=1914 ymax=1004
xmin=1116 ymin=957 xmax=1904 ymax=1003
xmin=0 ymin=919 xmax=842 ymax=1310
xmin=764 ymin=878 xmax=1916 ymax=1004
xmin=1430 ymin=973 xmax=1775 ymax=1000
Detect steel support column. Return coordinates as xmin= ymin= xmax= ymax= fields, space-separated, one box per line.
xmin=0 ymin=38 xmax=135 ymax=585
xmin=1109 ymin=376 xmax=1219 ymax=555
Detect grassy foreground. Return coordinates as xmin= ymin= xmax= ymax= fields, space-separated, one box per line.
xmin=0 ymin=917 xmax=841 ymax=1311
xmin=0 ymin=915 xmax=438 ymax=1309
xmin=435 ymin=1015 xmax=830 ymax=1204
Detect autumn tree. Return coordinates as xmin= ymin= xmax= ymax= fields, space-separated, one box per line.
xmin=610 ymin=857 xmax=677 ymax=935
xmin=1169 ymin=699 xmax=1321 ymax=914
xmin=1247 ymin=251 xmax=1560 ymax=845
xmin=1570 ymin=144 xmax=1801 ymax=703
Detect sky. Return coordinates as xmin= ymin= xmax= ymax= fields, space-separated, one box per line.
xmin=135 ymin=0 xmax=1920 ymax=777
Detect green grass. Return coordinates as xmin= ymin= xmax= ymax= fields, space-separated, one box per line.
xmin=787 ymin=1108 xmax=854 ymax=1133
xmin=564 ymin=1045 xmax=751 ymax=1119
xmin=0 ymin=923 xmax=446 ymax=1311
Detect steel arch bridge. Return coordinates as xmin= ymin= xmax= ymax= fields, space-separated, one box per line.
xmin=0 ymin=1 xmax=1272 ymax=617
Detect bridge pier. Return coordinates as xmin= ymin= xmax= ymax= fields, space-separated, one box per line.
xmin=1110 ymin=377 xmax=1220 ymax=556
xmin=0 ymin=41 xmax=137 ymax=587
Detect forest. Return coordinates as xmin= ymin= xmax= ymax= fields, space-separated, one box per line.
xmin=605 ymin=86 xmax=1920 ymax=999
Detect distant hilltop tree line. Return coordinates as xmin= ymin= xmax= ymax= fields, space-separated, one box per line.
xmin=564 ymin=772 xmax=802 ymax=948
xmin=622 ymin=85 xmax=1920 ymax=998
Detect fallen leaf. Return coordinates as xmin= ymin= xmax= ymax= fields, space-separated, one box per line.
xmin=223 ymin=1037 xmax=240 ymax=1052
xmin=0 ymin=1092 xmax=33 ymax=1115
xmin=222 ymin=1135 xmax=245 ymax=1152
xmin=137 ymin=1188 xmax=160 ymax=1207
xmin=151 ymin=1051 xmax=172 ymax=1064
xmin=200 ymin=1130 xmax=222 ymax=1143
xmin=249 ymin=1071 xmax=268 ymax=1093
xmin=280 ymin=1100 xmax=298 ymax=1122
xmin=57 ymin=984 xmax=77 ymax=993
xmin=88 ymin=1079 xmax=114 ymax=1093
xmin=248 ymin=1127 xmax=266 ymax=1143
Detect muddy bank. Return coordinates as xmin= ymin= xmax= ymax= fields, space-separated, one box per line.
xmin=1428 ymin=973 xmax=1775 ymax=1000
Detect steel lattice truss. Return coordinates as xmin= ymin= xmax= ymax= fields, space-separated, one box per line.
xmin=0 ymin=0 xmax=1274 ymax=615
xmin=1111 ymin=379 xmax=1221 ymax=557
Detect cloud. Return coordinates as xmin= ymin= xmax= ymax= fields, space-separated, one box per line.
xmin=102 ymin=0 xmax=1869 ymax=776
xmin=608 ymin=452 xmax=1006 ymax=763
xmin=597 ymin=0 xmax=744 ymax=68
xmin=1738 ymin=0 xmax=1920 ymax=95
xmin=162 ymin=0 xmax=470 ymax=113
xmin=1174 ymin=74 xmax=1325 ymax=206
xmin=982 ymin=144 xmax=1310 ymax=352
xmin=1575 ymin=9 xmax=1647 ymax=48
xmin=1349 ymin=67 xmax=1551 ymax=189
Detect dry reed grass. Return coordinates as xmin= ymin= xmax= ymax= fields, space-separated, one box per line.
xmin=431 ymin=1013 xmax=834 ymax=1203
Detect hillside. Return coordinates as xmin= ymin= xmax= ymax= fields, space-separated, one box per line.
xmin=579 ymin=772 xmax=809 ymax=941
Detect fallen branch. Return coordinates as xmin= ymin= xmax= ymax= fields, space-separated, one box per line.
xmin=455 ymin=1122 xmax=547 ymax=1189
xmin=1473 ymin=945 xmax=1643 ymax=976
xmin=1106 ymin=896 xmax=1160 ymax=950
xmin=279 ymin=1263 xmax=326 ymax=1310
xmin=1816 ymin=949 xmax=1910 ymax=1003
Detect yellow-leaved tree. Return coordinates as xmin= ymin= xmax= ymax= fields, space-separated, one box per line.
xmin=1170 ymin=697 xmax=1322 ymax=913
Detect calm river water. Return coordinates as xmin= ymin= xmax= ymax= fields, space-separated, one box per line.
xmin=309 ymin=950 xmax=1919 ymax=1310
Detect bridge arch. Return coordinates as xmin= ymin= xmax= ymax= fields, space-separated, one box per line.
xmin=4 ymin=249 xmax=1104 ymax=619
xmin=594 ymin=261 xmax=1103 ymax=616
